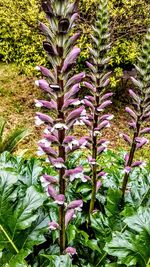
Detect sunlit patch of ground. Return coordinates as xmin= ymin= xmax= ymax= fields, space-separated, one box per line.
xmin=0 ymin=63 xmax=149 ymax=160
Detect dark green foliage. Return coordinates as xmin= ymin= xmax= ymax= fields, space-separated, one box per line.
xmin=0 ymin=118 xmax=30 ymax=154
xmin=1 ymin=0 xmax=150 ymax=74
xmin=0 ymin=151 xmax=150 ymax=265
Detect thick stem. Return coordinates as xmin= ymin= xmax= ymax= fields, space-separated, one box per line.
xmin=57 ymin=68 xmax=66 ymax=253
xmin=89 ymin=96 xmax=99 ymax=215
xmin=121 ymin=121 xmax=141 ymax=200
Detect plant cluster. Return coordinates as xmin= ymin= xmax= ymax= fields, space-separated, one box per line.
xmin=0 ymin=0 xmax=150 ymax=266
xmin=32 ymin=0 xmax=150 ymax=265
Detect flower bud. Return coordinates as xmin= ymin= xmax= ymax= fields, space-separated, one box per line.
xmin=58 ymin=18 xmax=70 ymax=33
xmin=67 ymin=200 xmax=83 ymax=210
xmin=48 ymin=221 xmax=60 ymax=230
xmin=64 ymin=247 xmax=77 ymax=256
xmin=125 ymin=107 xmax=137 ymax=120
xmin=65 ymin=209 xmax=75 ymax=227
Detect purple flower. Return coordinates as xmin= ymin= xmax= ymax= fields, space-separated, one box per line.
xmin=54 ymin=194 xmax=65 ymax=205
xmin=66 ymin=200 xmax=83 ymax=211
xmin=101 ymin=78 xmax=110 ymax=87
xmin=125 ymin=107 xmax=137 ymax=121
xmin=34 ymin=99 xmax=57 ymax=110
xmin=38 ymin=143 xmax=57 ymax=158
xmin=64 ymin=247 xmax=77 ymax=256
xmin=96 ymin=180 xmax=102 ymax=192
xmin=68 ymin=33 xmax=81 ymax=47
xmin=128 ymin=120 xmax=136 ymax=129
xmin=65 ymin=167 xmax=85 ymax=182
xmin=44 ymin=134 xmax=59 ymax=144
xmin=39 ymin=22 xmax=50 ymax=34
xmin=140 ymin=127 xmax=150 ymax=134
xmin=129 ymin=89 xmax=140 ymax=103
xmin=95 ymin=120 xmax=110 ymax=132
xmin=131 ymin=161 xmax=145 ymax=167
xmin=83 ymin=82 xmax=96 ymax=93
xmin=66 ymin=72 xmax=85 ymax=88
xmin=35 ymin=66 xmax=55 ymax=81
xmin=124 ymin=153 xmax=129 ymax=166
xmin=85 ymin=95 xmax=95 ymax=103
xmin=98 ymin=139 xmax=109 ymax=146
xmin=86 ymin=61 xmax=96 ymax=73
xmin=48 ymin=221 xmax=60 ymax=230
xmin=101 ymin=92 xmax=113 ymax=101
xmin=98 ymin=146 xmax=107 ymax=154
xmin=99 ymin=114 xmax=114 ymax=121
xmin=81 ymin=99 xmax=94 ymax=110
xmin=48 ymin=185 xmax=57 ymax=199
xmin=42 ymin=174 xmax=58 ymax=184
xmin=65 ymin=209 xmax=75 ymax=227
xmin=51 ymin=122 xmax=68 ymax=131
xmin=120 ymin=133 xmax=132 ymax=145
xmin=63 ymin=136 xmax=79 ymax=150
xmin=35 ymin=112 xmax=53 ymax=126
xmin=97 ymin=100 xmax=112 ymax=112
xmin=135 ymin=137 xmax=149 ymax=149
xmin=88 ymin=156 xmax=97 ymax=165
xmin=98 ymin=171 xmax=107 ymax=178
xmin=66 ymin=106 xmax=86 ymax=124
xmin=70 ymin=13 xmax=79 ymax=25
xmin=65 ymin=84 xmax=80 ymax=100
xmin=79 ymin=137 xmax=90 ymax=149
xmin=62 ymin=98 xmax=81 ymax=110
xmin=61 ymin=47 xmax=80 ymax=72
xmin=35 ymin=79 xmax=51 ymax=94
xmin=124 ymin=166 xmax=132 ymax=174
xmin=50 ymin=157 xmax=66 ymax=169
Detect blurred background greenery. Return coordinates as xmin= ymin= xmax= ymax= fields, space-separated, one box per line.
xmin=0 ymin=0 xmax=150 ymax=76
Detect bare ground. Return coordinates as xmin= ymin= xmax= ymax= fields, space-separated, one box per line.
xmin=0 ymin=63 xmax=149 ymax=159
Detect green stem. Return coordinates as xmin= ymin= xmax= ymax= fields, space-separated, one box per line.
xmin=0 ymin=224 xmax=19 ymax=253
xmin=89 ymin=139 xmax=97 ymax=214
xmin=89 ymin=96 xmax=99 ymax=218
xmin=96 ymin=252 xmax=107 ymax=266
xmin=121 ymin=122 xmax=140 ymax=202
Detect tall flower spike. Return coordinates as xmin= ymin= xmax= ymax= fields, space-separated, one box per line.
xmin=85 ymin=0 xmax=112 ymax=216
xmin=35 ymin=0 xmax=82 ymax=254
xmin=121 ymin=28 xmax=150 ymax=202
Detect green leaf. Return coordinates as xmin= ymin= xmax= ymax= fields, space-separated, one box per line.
xmin=91 ymin=211 xmax=110 ymax=238
xmin=13 ymin=186 xmax=45 ymax=230
xmin=124 ymin=207 xmax=150 ymax=234
xmin=105 ymin=231 xmax=149 ymax=266
xmin=1 ymin=127 xmax=31 ymax=154
xmin=76 ymin=184 xmax=91 ymax=194
xmin=20 ymin=158 xmax=43 ymax=186
xmin=41 ymin=255 xmax=72 ymax=267
xmin=0 ymin=169 xmax=18 ymax=218
xmin=0 ymin=118 xmax=6 ymax=143
xmin=67 ymin=225 xmax=77 ymax=244
xmin=105 ymin=188 xmax=122 ymax=218
xmin=86 ymin=239 xmax=101 ymax=253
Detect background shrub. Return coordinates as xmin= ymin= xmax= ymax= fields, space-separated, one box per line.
xmin=0 ymin=0 xmax=150 ymax=74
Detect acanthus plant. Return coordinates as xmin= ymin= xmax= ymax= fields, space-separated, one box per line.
xmin=35 ymin=0 xmax=86 ymax=254
xmin=121 ymin=28 xmax=150 ymax=201
xmin=84 ymin=0 xmax=113 ymax=215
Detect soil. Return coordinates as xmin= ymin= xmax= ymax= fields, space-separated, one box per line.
xmin=0 ymin=63 xmax=149 ymax=159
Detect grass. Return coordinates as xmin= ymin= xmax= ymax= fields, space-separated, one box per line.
xmin=0 ymin=63 xmax=149 ymax=160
